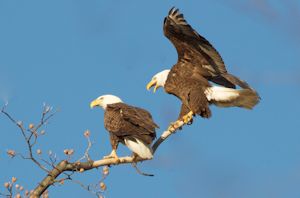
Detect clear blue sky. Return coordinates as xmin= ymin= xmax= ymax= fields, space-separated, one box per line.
xmin=1 ymin=1 xmax=300 ymax=197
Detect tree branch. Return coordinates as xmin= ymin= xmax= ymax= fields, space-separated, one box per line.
xmin=31 ymin=120 xmax=186 ymax=197
xmin=1 ymin=103 xmax=56 ymax=172
xmin=1 ymin=103 xmax=187 ymax=198
xmin=152 ymin=120 xmax=184 ymax=153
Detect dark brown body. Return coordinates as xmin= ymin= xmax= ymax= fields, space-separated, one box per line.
xmin=165 ymin=61 xmax=212 ymax=118
xmin=163 ymin=8 xmax=256 ymax=119
xmin=104 ymin=103 xmax=158 ymax=151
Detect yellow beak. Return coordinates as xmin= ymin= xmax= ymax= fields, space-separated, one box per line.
xmin=90 ymin=99 xmax=101 ymax=109
xmin=146 ymin=79 xmax=159 ymax=93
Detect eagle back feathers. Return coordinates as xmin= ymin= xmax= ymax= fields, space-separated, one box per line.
xmin=104 ymin=103 xmax=157 ymax=145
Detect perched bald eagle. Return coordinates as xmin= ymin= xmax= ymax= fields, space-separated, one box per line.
xmin=147 ymin=8 xmax=260 ymax=127
xmin=90 ymin=95 xmax=158 ymax=160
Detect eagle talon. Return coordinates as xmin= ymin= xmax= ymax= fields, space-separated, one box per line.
xmin=187 ymin=121 xmax=193 ymax=125
xmin=103 ymin=149 xmax=119 ymax=162
xmin=103 ymin=155 xmax=117 ymax=159
xmin=182 ymin=112 xmax=194 ymax=124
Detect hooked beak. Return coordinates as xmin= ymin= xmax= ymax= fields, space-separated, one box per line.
xmin=146 ymin=79 xmax=159 ymax=93
xmin=90 ymin=99 xmax=101 ymax=109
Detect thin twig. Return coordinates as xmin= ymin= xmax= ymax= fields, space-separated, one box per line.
xmin=131 ymin=162 xmax=154 ymax=177
xmin=78 ymin=136 xmax=93 ymax=162
xmin=2 ymin=103 xmax=187 ymax=198
xmin=1 ymin=104 xmax=55 ymax=172
xmin=31 ymin=119 xmax=186 ymax=197
xmin=70 ymin=180 xmax=103 ymax=197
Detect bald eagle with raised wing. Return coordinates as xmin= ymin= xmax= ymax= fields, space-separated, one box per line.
xmin=147 ymin=7 xmax=260 ymax=129
xmin=90 ymin=95 xmax=158 ymax=160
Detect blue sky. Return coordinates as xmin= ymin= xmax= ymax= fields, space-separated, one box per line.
xmin=1 ymin=0 xmax=300 ymax=197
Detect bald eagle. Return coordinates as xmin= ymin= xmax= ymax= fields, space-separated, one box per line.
xmin=90 ymin=95 xmax=158 ymax=160
xmin=147 ymin=8 xmax=260 ymax=128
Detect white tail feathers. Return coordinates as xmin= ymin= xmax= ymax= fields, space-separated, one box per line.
xmin=205 ymin=86 xmax=239 ymax=102
xmin=205 ymin=86 xmax=260 ymax=109
xmin=124 ymin=138 xmax=153 ymax=159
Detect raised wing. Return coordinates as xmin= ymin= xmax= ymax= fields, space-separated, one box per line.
xmin=163 ymin=7 xmax=228 ymax=75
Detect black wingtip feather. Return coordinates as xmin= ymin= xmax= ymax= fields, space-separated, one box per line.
xmin=169 ymin=7 xmax=179 ymax=16
xmin=176 ymin=13 xmax=184 ymax=19
xmin=169 ymin=7 xmax=176 ymax=15
xmin=166 ymin=7 xmax=188 ymax=25
xmin=173 ymin=8 xmax=179 ymax=15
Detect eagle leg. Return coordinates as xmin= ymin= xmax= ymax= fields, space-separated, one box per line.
xmin=131 ymin=153 xmax=138 ymax=162
xmin=103 ymin=149 xmax=119 ymax=161
xmin=181 ymin=111 xmax=194 ymax=124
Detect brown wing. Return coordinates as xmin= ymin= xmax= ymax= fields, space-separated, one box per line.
xmin=105 ymin=103 xmax=157 ymax=144
xmin=164 ymin=7 xmax=252 ymax=89
xmin=164 ymin=7 xmax=228 ymax=75
xmin=121 ymin=104 xmax=159 ymax=133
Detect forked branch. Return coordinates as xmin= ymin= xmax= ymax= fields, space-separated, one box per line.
xmin=31 ymin=121 xmax=186 ymax=197
xmin=1 ymin=104 xmax=186 ymax=198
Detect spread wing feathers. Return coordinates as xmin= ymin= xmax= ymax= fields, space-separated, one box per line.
xmin=221 ymin=73 xmax=251 ymax=89
xmin=164 ymin=8 xmax=252 ymax=89
xmin=164 ymin=7 xmax=227 ymax=75
xmin=105 ymin=103 xmax=157 ymax=144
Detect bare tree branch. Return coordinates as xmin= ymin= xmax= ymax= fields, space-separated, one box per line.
xmin=31 ymin=120 xmax=186 ymax=197
xmin=77 ymin=131 xmax=93 ymax=162
xmin=1 ymin=103 xmax=187 ymax=198
xmin=131 ymin=162 xmax=154 ymax=177
xmin=68 ymin=166 xmax=108 ymax=198
xmin=0 ymin=177 xmax=27 ymax=198
xmin=1 ymin=103 xmax=58 ymax=172
xmin=152 ymin=120 xmax=185 ymax=153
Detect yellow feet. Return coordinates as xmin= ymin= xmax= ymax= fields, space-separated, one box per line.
xmin=167 ymin=120 xmax=182 ymax=132
xmin=103 ymin=149 xmax=119 ymax=162
xmin=167 ymin=112 xmax=194 ymax=132
xmin=182 ymin=111 xmax=194 ymax=124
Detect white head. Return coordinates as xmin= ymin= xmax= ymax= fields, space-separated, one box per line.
xmin=146 ymin=69 xmax=170 ymax=93
xmin=90 ymin=94 xmax=123 ymax=110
